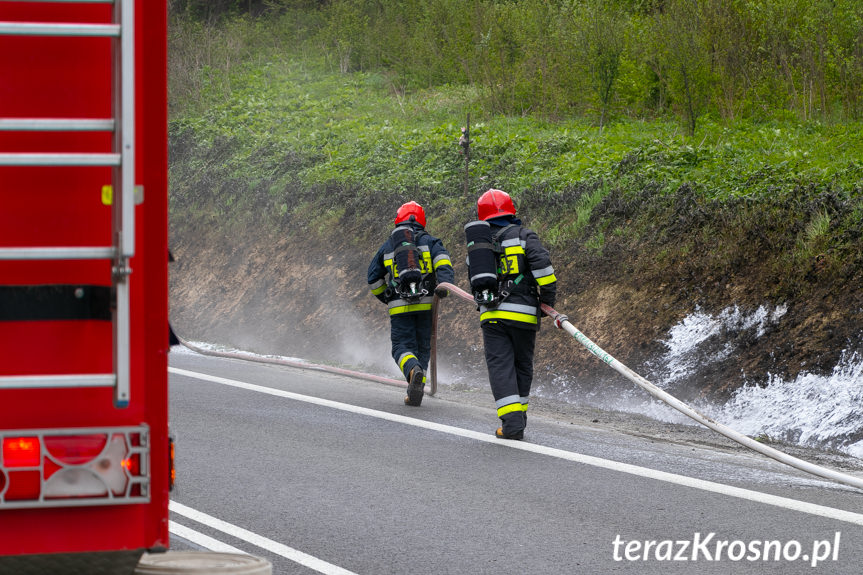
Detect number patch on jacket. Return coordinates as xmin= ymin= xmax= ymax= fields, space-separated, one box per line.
xmin=499 ymin=254 xmax=520 ymax=275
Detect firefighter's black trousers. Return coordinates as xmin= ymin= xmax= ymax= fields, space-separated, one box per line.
xmin=481 ymin=320 xmax=536 ymax=434
xmin=390 ymin=312 xmax=432 ymax=381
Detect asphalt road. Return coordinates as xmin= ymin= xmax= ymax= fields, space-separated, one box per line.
xmin=167 ymin=349 xmax=863 ymax=574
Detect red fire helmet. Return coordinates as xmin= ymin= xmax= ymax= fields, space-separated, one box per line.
xmin=477 ymin=189 xmax=516 ymax=221
xmin=394 ymin=201 xmax=426 ymax=227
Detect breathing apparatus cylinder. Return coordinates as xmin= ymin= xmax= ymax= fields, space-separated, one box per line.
xmin=391 ymin=226 xmax=424 ymax=300
xmin=464 ymin=220 xmax=499 ymax=306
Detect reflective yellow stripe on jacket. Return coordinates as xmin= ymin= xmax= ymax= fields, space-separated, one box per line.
xmin=531 ymin=264 xmax=556 ymax=286
xmin=479 ymin=302 xmax=539 ymax=325
xmin=369 ymin=278 xmax=387 ymax=296
xmin=388 ymin=298 xmax=434 ymax=315
xmin=433 ymin=253 xmax=452 ymax=271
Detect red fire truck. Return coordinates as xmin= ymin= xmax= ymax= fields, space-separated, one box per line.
xmin=0 ymin=0 xmax=172 ymax=572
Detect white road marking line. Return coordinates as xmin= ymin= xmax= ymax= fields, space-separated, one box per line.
xmin=169 ymin=520 xmax=247 ymax=554
xmin=169 ymin=366 xmax=863 ymax=527
xmin=170 ymin=501 xmax=358 ymax=575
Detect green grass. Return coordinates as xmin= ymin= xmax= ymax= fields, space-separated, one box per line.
xmin=172 ymin=56 xmax=863 ymax=206
xmin=169 ymin=53 xmax=863 ymax=299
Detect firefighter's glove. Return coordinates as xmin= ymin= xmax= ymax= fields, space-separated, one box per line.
xmin=553 ymin=314 xmax=568 ymax=329
xmin=434 ymin=287 xmax=449 ymax=298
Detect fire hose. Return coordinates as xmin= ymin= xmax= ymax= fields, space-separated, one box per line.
xmin=176 ymin=281 xmax=863 ymax=491
xmin=432 ymin=281 xmax=863 ymax=491
xmin=175 ymin=338 xmax=411 ymax=391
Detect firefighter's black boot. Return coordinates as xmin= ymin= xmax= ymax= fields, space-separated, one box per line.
xmin=495 ymin=427 xmax=524 ymax=440
xmin=404 ymin=366 xmax=424 ymax=406
xmin=495 ymin=411 xmax=525 ymax=440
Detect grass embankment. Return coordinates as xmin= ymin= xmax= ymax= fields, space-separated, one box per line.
xmin=170 ymin=54 xmax=863 ymax=303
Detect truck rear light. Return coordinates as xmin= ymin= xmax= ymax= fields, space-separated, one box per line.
xmin=45 ymin=468 xmax=109 ymax=499
xmin=3 ymin=437 xmax=41 ymax=468
xmin=123 ymin=453 xmax=141 ymax=476
xmin=168 ymin=435 xmax=176 ymax=492
xmin=5 ymin=471 xmax=41 ymax=501
xmin=44 ymin=434 xmax=107 ymax=465
xmin=0 ymin=427 xmax=150 ymax=509
xmin=44 ymin=434 xmax=131 ymax=498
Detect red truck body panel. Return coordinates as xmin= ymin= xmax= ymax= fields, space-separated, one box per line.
xmin=0 ymin=0 xmax=170 ymax=560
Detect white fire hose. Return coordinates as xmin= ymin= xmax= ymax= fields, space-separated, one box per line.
xmin=433 ymin=281 xmax=863 ymax=491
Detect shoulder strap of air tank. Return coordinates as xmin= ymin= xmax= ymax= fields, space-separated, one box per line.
xmin=492 ymin=224 xmax=519 ymax=247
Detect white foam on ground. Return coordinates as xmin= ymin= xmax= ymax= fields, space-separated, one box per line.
xmin=554 ymin=304 xmax=863 ymax=457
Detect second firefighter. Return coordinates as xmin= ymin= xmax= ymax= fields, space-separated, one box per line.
xmin=465 ymin=189 xmax=559 ymax=439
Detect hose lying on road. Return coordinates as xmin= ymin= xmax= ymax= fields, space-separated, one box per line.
xmin=432 ymin=281 xmax=863 ymax=492
xmin=175 ymin=336 xmax=418 ymax=392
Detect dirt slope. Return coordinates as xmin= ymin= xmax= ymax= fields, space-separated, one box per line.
xmin=168 ymin=206 xmax=863 ymax=408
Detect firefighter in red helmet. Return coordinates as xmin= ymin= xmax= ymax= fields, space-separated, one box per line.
xmin=368 ymin=201 xmax=454 ymax=406
xmin=466 ymin=189 xmax=558 ymax=439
